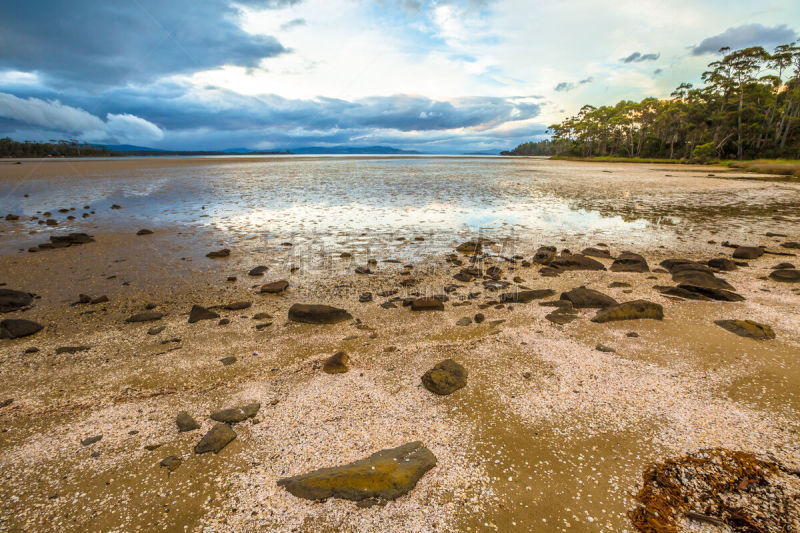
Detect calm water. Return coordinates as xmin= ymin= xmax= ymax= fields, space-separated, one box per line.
xmin=2 ymin=156 xmax=799 ymax=260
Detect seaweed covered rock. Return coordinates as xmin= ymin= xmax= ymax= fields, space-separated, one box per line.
xmin=277 ymin=441 xmax=437 ymax=502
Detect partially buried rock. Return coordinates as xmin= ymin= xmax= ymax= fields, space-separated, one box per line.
xmin=359 ymin=292 xmax=373 ymax=303
xmin=550 ymin=254 xmax=606 ymax=271
xmin=210 ymin=402 xmax=260 ymax=424
xmin=456 ymin=317 xmax=472 ymax=326
xmin=715 ymin=320 xmax=776 ymax=340
xmin=206 ymin=248 xmax=230 ymax=258
xmin=136 ymin=229 xmax=153 ymax=235
xmin=160 ymin=456 xmax=181 ymax=472
xmin=81 ymin=435 xmax=102 ymax=446
xmin=708 ymin=257 xmax=737 ymax=271
xmin=277 ymin=441 xmax=437 ymax=502
xmin=581 ymin=247 xmax=612 ymax=258
xmin=147 ymin=325 xmax=165 ymax=335
xmin=220 ymin=356 xmax=237 ymax=365
xmin=322 ymin=351 xmax=349 ymax=374
xmin=288 ymin=303 xmax=352 ymax=324
xmin=591 ymin=300 xmax=663 ymax=323
xmin=499 ymin=289 xmax=555 ymax=303
xmin=769 ymin=269 xmax=800 ymax=282
xmin=410 ymin=297 xmax=444 ymax=311
xmin=546 ymin=312 xmax=577 ymax=325
xmin=732 ymin=246 xmax=763 ymax=259
xmin=55 ymin=346 xmax=90 ymax=354
xmin=126 ymin=311 xmax=164 ymax=323
xmin=596 ymin=344 xmax=615 ymax=353
xmin=249 ymin=265 xmax=268 ymax=276
xmin=224 ymin=301 xmax=251 ymax=310
xmin=560 ymin=286 xmax=618 ymax=309
xmin=0 ymin=319 xmax=43 ymax=339
xmin=176 ymin=412 xmax=200 ymax=432
xmin=421 ymin=359 xmax=467 ymax=395
xmin=610 ymin=251 xmax=649 ymax=272
xmin=188 ymin=305 xmax=219 ymax=323
xmin=0 ymin=289 xmax=34 ymax=313
xmin=260 ymin=280 xmax=289 ymax=293
xmin=194 ymin=423 xmax=236 ymax=454
xmin=781 ymin=241 xmax=800 ymax=249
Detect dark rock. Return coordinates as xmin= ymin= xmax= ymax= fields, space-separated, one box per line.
xmin=769 ymin=269 xmax=800 ymax=283
xmin=672 ymin=270 xmax=734 ymax=291
xmin=322 ymin=351 xmax=349 ymax=374
xmin=359 ymin=292 xmax=373 ymax=303
xmin=780 ymin=241 xmax=800 ymax=249
xmin=277 ymin=441 xmax=436 ymax=501
xmin=24 ymin=347 xmax=39 ymax=353
xmin=354 ymin=266 xmax=372 ymax=274
xmin=55 ymin=346 xmax=90 ymax=354
xmin=206 ymin=248 xmax=231 ymax=258
xmin=550 ymin=254 xmax=606 ymax=271
xmin=456 ymin=317 xmax=472 ymax=326
xmin=188 ymin=305 xmax=219 ymax=323
xmin=0 ymin=319 xmax=43 ymax=339
xmin=596 ymin=344 xmax=615 ymax=352
xmin=136 ymin=229 xmax=153 ymax=235
xmin=546 ymin=312 xmax=578 ymax=325
xmin=732 ymin=246 xmax=763 ymax=259
xmin=421 ymin=359 xmax=467 ymax=395
xmin=660 ymin=259 xmax=711 ymax=274
xmin=0 ymin=289 xmax=34 ymax=313
xmin=220 ymin=356 xmax=237 ymax=365
xmin=532 ymin=246 xmax=557 ymax=265
xmin=610 ymin=251 xmax=649 ymax=272
xmin=252 ymin=312 xmax=272 ymax=320
xmin=126 ymin=311 xmax=164 ymax=323
xmin=288 ymin=303 xmax=353 ymax=324
xmin=560 ymin=286 xmax=618 ymax=309
xmin=608 ymin=281 xmax=631 ymax=288
xmin=664 ymin=285 xmax=745 ymax=301
xmin=714 ymin=320 xmax=775 ymax=340
xmin=249 ymin=265 xmax=268 ymax=276
xmin=410 ymin=297 xmax=444 ymax=311
xmin=111 ymin=204 xmax=122 ymax=209
xmin=210 ymin=402 xmax=260 ymax=424
xmin=194 ymin=423 xmax=236 ymax=454
xmin=626 ymin=332 xmax=639 ymax=338
xmin=773 ymin=262 xmax=795 ymax=269
xmin=474 ymin=313 xmax=485 ymax=323
xmin=260 ymin=280 xmax=289 ymax=293
xmin=160 ymin=456 xmax=181 ymax=472
xmin=499 ymin=289 xmax=556 ymax=303
xmin=591 ymin=300 xmax=664 ymax=323
xmin=456 ymin=241 xmax=482 ymax=254
xmin=176 ymin=412 xmax=200 ymax=432
xmin=147 ymin=325 xmax=165 ymax=335
xmin=81 ymin=435 xmax=102 ymax=446
xmin=0 ymin=399 xmax=12 ymax=408
xmin=380 ymin=301 xmax=398 ymax=309
xmin=91 ymin=295 xmax=109 ymax=304
xmin=707 ymin=258 xmax=737 ymax=271
xmin=224 ymin=301 xmax=251 ymax=310
xmin=581 ymin=247 xmax=612 ymax=258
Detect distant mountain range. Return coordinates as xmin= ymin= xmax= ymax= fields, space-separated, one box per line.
xmin=100 ymin=144 xmax=424 ymax=155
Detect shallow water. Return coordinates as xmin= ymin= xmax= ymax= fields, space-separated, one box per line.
xmin=2 ymin=157 xmax=799 ymax=262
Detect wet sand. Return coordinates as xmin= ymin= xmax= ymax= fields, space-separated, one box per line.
xmin=0 ymin=157 xmax=799 ymax=532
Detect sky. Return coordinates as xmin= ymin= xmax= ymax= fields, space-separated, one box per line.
xmin=0 ymin=0 xmax=798 ymax=153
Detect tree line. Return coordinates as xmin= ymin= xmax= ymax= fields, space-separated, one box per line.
xmin=506 ymin=43 xmax=800 ymax=161
xmin=0 ymin=138 xmax=112 ymax=158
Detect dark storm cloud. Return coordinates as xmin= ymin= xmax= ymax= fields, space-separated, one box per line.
xmin=691 ymin=24 xmax=798 ymax=55
xmin=620 ymin=52 xmax=660 ymax=63
xmin=0 ymin=0 xmax=294 ymax=87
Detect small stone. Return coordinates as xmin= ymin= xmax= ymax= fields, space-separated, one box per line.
xmin=126 ymin=311 xmax=164 ymax=323
xmin=596 ymin=344 xmax=615 ymax=353
xmin=218 ymin=318 xmax=230 ymax=326
xmin=732 ymin=246 xmax=763 ymax=259
xmin=0 ymin=319 xmax=44 ymax=339
xmin=410 ymin=297 xmax=444 ymax=311
xmin=260 ymin=280 xmax=289 ymax=293
xmin=188 ymin=305 xmax=220 ymax=323
xmin=160 ymin=456 xmax=181 ymax=472
xmin=210 ymin=403 xmax=260 ymax=424
xmin=249 ymin=265 xmax=269 ymax=276
xmin=474 ymin=313 xmax=485 ymax=323
xmin=322 ymin=351 xmax=349 ymax=374
xmin=81 ymin=435 xmax=102 ymax=446
xmin=220 ymin=356 xmax=237 ymax=365
xmin=288 ymin=303 xmax=352 ymax=324
xmin=147 ymin=325 xmax=165 ymax=335
xmin=421 ymin=359 xmax=467 ymax=395
xmin=206 ymin=248 xmax=231 ymax=258
xmin=176 ymin=412 xmax=200 ymax=432
xmin=136 ymin=229 xmax=153 ymax=235
xmin=456 ymin=317 xmax=472 ymax=326
xmin=626 ymin=332 xmax=639 ymax=338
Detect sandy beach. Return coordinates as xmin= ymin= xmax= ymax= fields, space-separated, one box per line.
xmin=1 ymin=157 xmax=799 ymax=532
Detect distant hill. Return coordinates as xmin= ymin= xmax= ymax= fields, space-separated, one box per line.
xmin=288 ymin=145 xmax=421 ymax=154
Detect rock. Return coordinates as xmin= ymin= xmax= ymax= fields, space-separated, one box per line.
xmin=188 ymin=305 xmax=220 ymax=323
xmin=147 ymin=325 xmax=165 ymax=335
xmin=660 ymin=259 xmax=712 ymax=274
xmin=322 ymin=351 xmax=349 ymax=374
xmin=381 ymin=301 xmax=398 ymax=309
xmin=596 ymin=344 xmax=615 ymax=352
xmin=160 ymin=456 xmax=181 ymax=472
xmin=421 ymin=359 xmax=467 ymax=395
xmin=194 ymin=423 xmax=236 ymax=454
xmin=672 ymin=270 xmax=735 ymax=291
xmin=260 ymin=280 xmax=289 ymax=293
xmin=288 ymin=303 xmax=352 ymax=324
xmin=769 ymin=269 xmax=800 ymax=282
xmin=532 ymin=246 xmax=557 ymax=265
xmin=410 ymin=297 xmax=444 ymax=311
xmin=546 ymin=312 xmax=577 ymax=325
xmin=224 ymin=301 xmax=251 ymax=310
xmin=610 ymin=252 xmax=649 ymax=273
xmin=277 ymin=441 xmax=436 ymax=502
xmin=626 ymin=331 xmax=639 ymax=337
xmin=220 ymin=356 xmax=237 ymax=365
xmin=714 ymin=320 xmax=775 ymax=340
xmin=773 ymin=262 xmax=795 ymax=269
xmin=456 ymin=317 xmax=472 ymax=326
xmin=499 ymin=289 xmax=556 ymax=303
xmin=0 ymin=399 xmax=12 ymax=408
xmin=609 ymin=281 xmax=631 ymax=288
xmin=550 ymin=254 xmax=606 ymax=271
xmin=5 ymin=214 xmax=19 ymax=221
xmin=249 ymin=265 xmax=269 ymax=276
xmin=252 ymin=312 xmax=272 ymax=320
xmin=732 ymin=246 xmax=763 ymax=259
xmin=474 ymin=313 xmax=485 ymax=323
xmin=359 ymin=292 xmax=373 ymax=302
xmin=456 ymin=241 xmax=482 ymax=254
xmin=136 ymin=229 xmax=153 ymax=235
xmin=707 ymin=257 xmax=737 ymax=271
xmin=0 ymin=319 xmax=43 ymax=339
xmin=126 ymin=311 xmax=164 ymax=323
xmin=210 ymin=402 xmax=260 ymax=424
xmin=38 ymin=233 xmax=94 ymax=250
xmin=354 ymin=266 xmax=372 ymax=274
xmin=780 ymin=241 xmax=800 ymax=249
xmin=560 ymin=286 xmax=618 ymax=309
xmin=81 ymin=435 xmax=102 ymax=446
xmin=24 ymin=347 xmax=39 ymax=353
xmin=111 ymin=204 xmax=122 ymax=209
xmin=581 ymin=247 xmax=612 ymax=258
xmin=660 ymin=285 xmax=745 ymax=302
xmin=591 ymin=300 xmax=664 ymax=323
xmin=55 ymin=346 xmax=90 ymax=354
xmin=0 ymin=289 xmax=34 ymax=313
xmin=91 ymin=295 xmax=109 ymax=304
xmin=176 ymin=412 xmax=200 ymax=432
xmin=206 ymin=248 xmax=231 ymax=258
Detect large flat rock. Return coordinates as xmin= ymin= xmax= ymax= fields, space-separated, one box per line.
xmin=591 ymin=300 xmax=663 ymax=323
xmin=277 ymin=441 xmax=437 ymax=501
xmin=288 ymin=303 xmax=353 ymax=324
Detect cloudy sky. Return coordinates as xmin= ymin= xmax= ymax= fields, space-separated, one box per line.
xmin=0 ymin=0 xmax=798 ymax=153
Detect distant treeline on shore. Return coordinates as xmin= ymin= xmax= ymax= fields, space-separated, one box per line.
xmin=0 ymin=138 xmax=294 ymax=158
xmin=506 ymin=42 xmax=800 ymax=162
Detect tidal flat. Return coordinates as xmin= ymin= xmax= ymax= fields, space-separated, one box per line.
xmin=0 ymin=156 xmax=799 ymax=532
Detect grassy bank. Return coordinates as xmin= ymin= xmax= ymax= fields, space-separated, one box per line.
xmin=550 ymin=155 xmax=701 ymax=165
